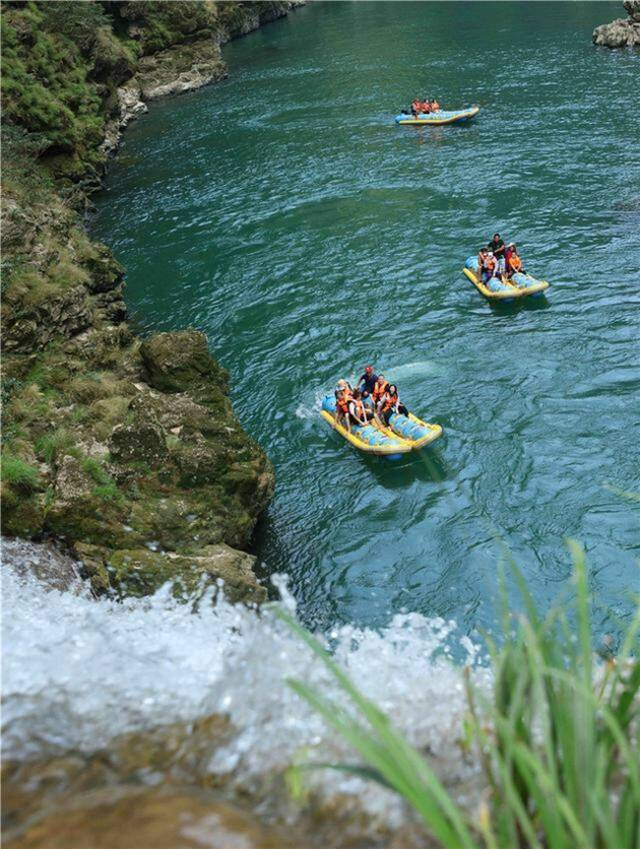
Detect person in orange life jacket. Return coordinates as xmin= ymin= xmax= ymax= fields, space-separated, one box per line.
xmin=430 ymin=98 xmax=440 ymax=112
xmin=481 ymin=250 xmax=498 ymax=283
xmin=505 ymin=243 xmax=524 ymax=278
xmin=411 ymin=98 xmax=421 ymax=116
xmin=421 ymin=98 xmax=432 ymax=114
xmin=334 ymin=378 xmax=352 ymax=400
xmin=334 ymin=387 xmax=352 ymax=429
xmin=380 ymin=384 xmax=409 ymax=425
xmin=358 ymin=364 xmax=378 ymax=397
xmin=371 ymin=375 xmax=389 ymax=406
xmin=348 ymin=388 xmax=374 ymax=427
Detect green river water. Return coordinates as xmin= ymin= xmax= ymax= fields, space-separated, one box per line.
xmin=93 ymin=1 xmax=639 ymax=636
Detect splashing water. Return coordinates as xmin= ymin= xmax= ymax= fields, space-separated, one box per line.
xmin=2 ymin=545 xmax=489 ymax=816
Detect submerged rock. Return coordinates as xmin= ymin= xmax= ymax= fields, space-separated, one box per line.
xmin=593 ymin=0 xmax=640 ymax=47
xmin=5 ymin=786 xmax=308 ymax=849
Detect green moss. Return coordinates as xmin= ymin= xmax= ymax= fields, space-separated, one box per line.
xmin=1 ymin=489 xmax=46 ymax=537
xmin=0 ymin=452 xmax=41 ymax=491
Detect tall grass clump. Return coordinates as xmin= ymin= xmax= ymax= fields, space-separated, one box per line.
xmin=281 ymin=544 xmax=639 ymax=849
xmin=0 ymin=453 xmax=41 ymax=491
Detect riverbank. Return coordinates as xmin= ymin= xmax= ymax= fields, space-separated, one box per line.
xmin=1 ymin=2 xmax=304 ymax=599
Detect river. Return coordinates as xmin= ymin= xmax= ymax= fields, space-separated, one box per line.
xmin=93 ymin=1 xmax=640 ymax=636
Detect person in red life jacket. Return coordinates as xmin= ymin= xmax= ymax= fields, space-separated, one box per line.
xmin=420 ymin=98 xmax=431 ymax=114
xmin=358 ymin=365 xmax=378 ymax=397
xmin=411 ymin=98 xmax=421 ymax=116
xmin=380 ymin=384 xmax=409 ymax=426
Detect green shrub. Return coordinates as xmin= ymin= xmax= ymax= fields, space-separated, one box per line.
xmin=1 ymin=3 xmax=107 ymax=169
xmin=81 ymin=456 xmax=111 ymax=486
xmin=282 ymin=546 xmax=640 ymax=849
xmin=1 ymin=453 xmax=41 ymax=491
xmin=35 ymin=429 xmax=76 ymax=465
xmin=67 ymin=372 xmax=120 ymax=404
xmin=117 ymin=1 xmax=216 ymax=54
xmin=92 ymin=482 xmax=124 ymax=504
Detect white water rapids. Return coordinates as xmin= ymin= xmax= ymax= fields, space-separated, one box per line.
xmin=2 ymin=540 xmax=489 ymax=818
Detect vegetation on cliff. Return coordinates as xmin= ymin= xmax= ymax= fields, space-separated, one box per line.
xmin=0 ymin=1 xmax=304 ymax=598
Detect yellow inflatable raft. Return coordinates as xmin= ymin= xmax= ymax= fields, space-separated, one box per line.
xmin=395 ymin=107 xmax=479 ymax=126
xmin=463 ymin=257 xmax=550 ymax=301
xmin=321 ymin=396 xmax=442 ymax=458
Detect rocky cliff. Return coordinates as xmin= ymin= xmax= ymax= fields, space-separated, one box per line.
xmin=1 ymin=2 xmax=303 ymax=600
xmin=593 ymin=0 xmax=640 ymax=47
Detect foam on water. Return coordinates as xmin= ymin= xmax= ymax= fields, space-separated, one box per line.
xmin=2 ymin=549 xmax=488 ymax=813
xmin=384 ymin=361 xmax=447 ymax=381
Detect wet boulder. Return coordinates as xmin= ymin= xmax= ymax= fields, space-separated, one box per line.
xmin=76 ymin=542 xmax=267 ymax=602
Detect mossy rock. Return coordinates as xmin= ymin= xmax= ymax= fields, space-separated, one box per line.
xmin=1 ymin=486 xmax=46 ymax=538
xmin=109 ymin=420 xmax=168 ymax=465
xmin=124 ymin=495 xmax=226 ymax=552
xmin=78 ymin=240 xmax=124 ymax=294
xmin=174 ymin=436 xmax=226 ymax=487
xmin=76 ymin=542 xmax=266 ymax=603
xmin=45 ymin=456 xmax=127 ymax=546
xmin=89 ymin=26 xmax=136 ymax=87
xmin=140 ymin=330 xmax=229 ymax=409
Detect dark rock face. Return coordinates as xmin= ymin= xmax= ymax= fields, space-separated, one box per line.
xmin=593 ymin=1 xmax=640 ymax=47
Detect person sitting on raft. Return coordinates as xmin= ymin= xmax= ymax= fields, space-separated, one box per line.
xmin=505 ymin=243 xmax=524 ymax=278
xmin=358 ymin=364 xmax=378 ymax=397
xmin=348 ymin=389 xmax=374 ymax=427
xmin=380 ymin=384 xmax=409 ymax=425
xmin=334 ymin=387 xmax=352 ymax=429
xmin=334 ymin=378 xmax=352 ymax=399
xmin=420 ymin=98 xmax=432 ymax=114
xmin=430 ymin=98 xmax=440 ymax=112
xmin=477 ymin=246 xmax=488 ymax=276
xmin=371 ymin=374 xmax=389 ymax=406
xmin=488 ymin=233 xmax=506 ymax=276
xmin=411 ymin=98 xmax=422 ymax=116
xmin=479 ymin=248 xmax=498 ymax=283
